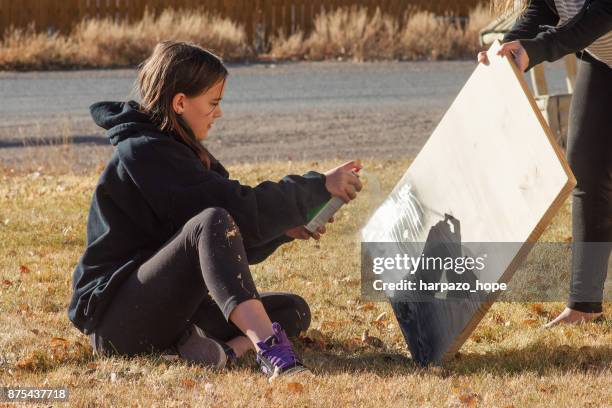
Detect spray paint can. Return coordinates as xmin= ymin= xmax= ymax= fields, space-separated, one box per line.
xmin=305 ymin=168 xmax=361 ymax=233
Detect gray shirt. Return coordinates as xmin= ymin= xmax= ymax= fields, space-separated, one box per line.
xmin=556 ymin=0 xmax=612 ymax=66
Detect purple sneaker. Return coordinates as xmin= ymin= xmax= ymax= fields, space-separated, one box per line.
xmin=256 ymin=322 xmax=310 ymax=381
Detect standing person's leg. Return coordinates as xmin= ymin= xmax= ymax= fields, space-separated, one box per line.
xmin=547 ymin=56 xmax=612 ymax=326
xmin=90 ymin=207 xmax=292 ymax=361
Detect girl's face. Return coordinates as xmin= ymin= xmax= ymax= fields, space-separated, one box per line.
xmin=172 ymin=78 xmax=225 ymax=141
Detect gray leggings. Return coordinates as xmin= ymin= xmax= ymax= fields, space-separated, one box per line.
xmin=566 ymin=53 xmax=612 ymax=313
xmin=89 ymin=207 xmax=311 ymax=356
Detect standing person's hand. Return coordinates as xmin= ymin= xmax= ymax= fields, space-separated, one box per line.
xmin=324 ymin=160 xmax=363 ymax=203
xmin=477 ymin=41 xmax=530 ymax=72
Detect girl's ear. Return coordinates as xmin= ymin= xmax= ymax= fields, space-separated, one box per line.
xmin=172 ymin=93 xmax=186 ymax=115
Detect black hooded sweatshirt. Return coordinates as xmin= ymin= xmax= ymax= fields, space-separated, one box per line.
xmin=503 ymin=0 xmax=612 ymax=71
xmin=68 ymin=100 xmax=331 ymax=334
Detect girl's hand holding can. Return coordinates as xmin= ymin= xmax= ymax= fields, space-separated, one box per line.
xmin=324 ymin=160 xmax=363 ymax=203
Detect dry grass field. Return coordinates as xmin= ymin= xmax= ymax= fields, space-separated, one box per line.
xmin=0 ymin=157 xmax=610 ymax=407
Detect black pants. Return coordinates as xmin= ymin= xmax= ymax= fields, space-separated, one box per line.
xmin=90 ymin=207 xmax=311 ymax=356
xmin=566 ymin=54 xmax=612 ymax=313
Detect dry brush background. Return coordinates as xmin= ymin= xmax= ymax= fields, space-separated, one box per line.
xmin=0 ymin=6 xmax=492 ymax=70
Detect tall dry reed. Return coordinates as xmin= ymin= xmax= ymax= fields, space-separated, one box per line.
xmin=0 ymin=5 xmax=494 ymax=69
xmin=269 ymin=5 xmax=494 ymax=61
xmin=0 ymin=8 xmax=250 ymax=70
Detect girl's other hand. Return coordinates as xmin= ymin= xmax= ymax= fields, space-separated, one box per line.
xmin=285 ymin=225 xmax=326 ymax=240
xmin=286 ymin=198 xmax=335 ymax=241
xmin=324 ymin=160 xmax=363 ymax=203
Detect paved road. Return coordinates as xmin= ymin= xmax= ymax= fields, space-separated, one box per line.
xmin=0 ymin=60 xmax=568 ymax=171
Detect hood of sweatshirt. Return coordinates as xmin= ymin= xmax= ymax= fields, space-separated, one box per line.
xmin=89 ymin=100 xmax=229 ymax=178
xmin=90 ymin=100 xmax=161 ymax=146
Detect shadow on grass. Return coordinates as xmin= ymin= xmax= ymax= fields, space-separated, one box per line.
xmin=64 ymin=339 xmax=609 ymax=380
xmin=444 ymin=343 xmax=612 ymax=376
xmin=293 ymin=341 xmax=611 ymax=377
xmin=0 ymin=135 xmax=106 ymax=148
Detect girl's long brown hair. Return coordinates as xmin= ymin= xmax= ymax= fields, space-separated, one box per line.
xmin=135 ymin=41 xmax=228 ymax=169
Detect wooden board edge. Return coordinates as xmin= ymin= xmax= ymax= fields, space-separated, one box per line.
xmin=441 ymin=172 xmax=575 ymax=364
xmin=439 ymin=41 xmax=578 ymax=364
xmin=502 ymin=40 xmax=577 ymax=188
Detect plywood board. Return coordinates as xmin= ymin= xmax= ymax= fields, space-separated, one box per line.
xmin=360 ymin=40 xmax=576 ymax=365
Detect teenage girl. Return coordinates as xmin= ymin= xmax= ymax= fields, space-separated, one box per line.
xmin=68 ymin=41 xmax=363 ymax=379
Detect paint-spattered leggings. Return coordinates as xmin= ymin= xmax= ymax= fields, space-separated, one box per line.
xmin=89 ymin=207 xmax=311 ymax=356
xmin=566 ymin=54 xmax=612 ymax=313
